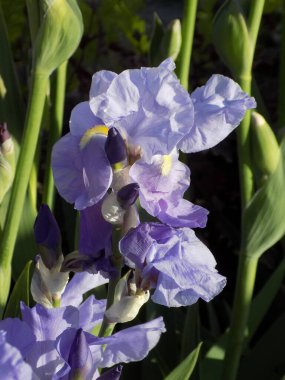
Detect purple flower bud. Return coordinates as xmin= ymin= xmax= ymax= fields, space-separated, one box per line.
xmin=68 ymin=328 xmax=93 ymax=378
xmin=98 ymin=365 xmax=123 ymax=380
xmin=105 ymin=127 xmax=127 ymax=166
xmin=117 ymin=183 xmax=139 ymax=209
xmin=0 ymin=122 xmax=10 ymax=144
xmin=34 ymin=204 xmax=62 ymax=268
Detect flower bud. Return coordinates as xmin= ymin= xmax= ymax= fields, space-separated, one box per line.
xmin=34 ymin=204 xmax=62 ymax=268
xmin=251 ymin=111 xmax=280 ymax=176
xmin=117 ymin=183 xmax=139 ymax=209
xmin=68 ymin=329 xmax=92 ymax=380
xmin=105 ymin=127 xmax=128 ymax=170
xmin=0 ymin=122 xmax=15 ymax=203
xmin=212 ymin=0 xmax=252 ymax=77
xmin=105 ymin=273 xmax=150 ymax=323
xmin=31 ymin=254 xmax=69 ymax=308
xmin=33 ymin=0 xmax=83 ymax=75
xmin=150 ymin=13 xmax=182 ymax=66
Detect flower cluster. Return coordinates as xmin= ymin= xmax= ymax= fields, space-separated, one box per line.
xmin=0 ymin=59 xmax=255 ymax=379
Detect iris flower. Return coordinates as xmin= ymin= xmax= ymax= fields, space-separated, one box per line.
xmin=119 ymin=222 xmax=226 ymax=307
xmin=52 ymin=59 xmax=255 ymax=228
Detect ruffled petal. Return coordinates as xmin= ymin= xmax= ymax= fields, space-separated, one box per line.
xmin=157 ymin=198 xmax=209 ymax=228
xmin=89 ymin=70 xmax=118 ymax=110
xmin=179 ymin=74 xmax=256 ymax=153
xmin=91 ymin=59 xmax=194 ymax=162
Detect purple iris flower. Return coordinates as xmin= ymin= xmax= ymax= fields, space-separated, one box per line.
xmin=55 ymin=317 xmax=165 ymax=379
xmin=52 ymin=59 xmax=255 ymax=228
xmin=51 ymin=59 xmax=194 ymax=212
xmin=0 ymin=302 xmax=164 ymax=379
xmin=119 ymin=222 xmax=226 ymax=307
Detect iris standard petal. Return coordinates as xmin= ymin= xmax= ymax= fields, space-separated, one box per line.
xmin=179 ymin=74 xmax=256 ymax=153
xmin=91 ymin=59 xmax=194 ymax=162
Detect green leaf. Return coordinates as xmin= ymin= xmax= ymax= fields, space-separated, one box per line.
xmin=239 ymin=313 xmax=285 ymax=379
xmin=149 ymin=13 xmax=165 ymax=65
xmin=4 ymin=260 xmax=33 ymax=318
xmin=0 ymin=3 xmax=24 ymax=142
xmin=165 ymin=342 xmax=202 ymax=380
xmin=243 ymin=139 xmax=285 ymax=258
xmin=201 ymin=256 xmax=285 ymax=379
xmin=149 ymin=13 xmax=182 ymax=66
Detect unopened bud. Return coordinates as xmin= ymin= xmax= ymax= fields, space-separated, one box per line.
xmin=213 ymin=0 xmax=252 ymax=77
xmin=150 ymin=13 xmax=181 ymax=66
xmin=105 ymin=127 xmax=128 ymax=170
xmin=31 ymin=254 xmax=69 ymax=308
xmin=68 ymin=329 xmax=92 ymax=379
xmin=34 ymin=205 xmax=62 ymax=268
xmin=0 ymin=123 xmax=15 ymax=203
xmin=251 ymin=111 xmax=280 ymax=176
xmin=105 ymin=272 xmax=150 ymax=323
xmin=34 ymin=0 xmax=83 ymax=75
xmin=117 ymin=183 xmax=139 ymax=209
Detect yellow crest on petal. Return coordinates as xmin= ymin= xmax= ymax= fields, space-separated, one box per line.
xmin=80 ymin=125 xmax=108 ymax=149
xmin=161 ymin=155 xmax=172 ymax=176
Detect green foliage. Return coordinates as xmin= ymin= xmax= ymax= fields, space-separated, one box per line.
xmin=242 ymin=138 xmax=285 ymax=258
xmin=165 ymin=342 xmax=202 ymax=380
xmin=149 ymin=13 xmax=181 ymax=66
xmin=96 ymin=0 xmax=148 ymax=54
xmin=4 ymin=260 xmax=33 ymax=318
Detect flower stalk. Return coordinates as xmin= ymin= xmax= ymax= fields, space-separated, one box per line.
xmin=43 ymin=61 xmax=68 ymax=209
xmin=221 ymin=1 xmax=265 ymax=380
xmin=176 ymin=0 xmax=198 ymax=90
xmin=0 ymin=70 xmax=49 ymax=316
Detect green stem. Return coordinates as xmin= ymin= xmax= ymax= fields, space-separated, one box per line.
xmin=0 ymin=70 xmax=48 ymax=316
xmin=26 ymin=0 xmax=40 ymax=46
xmin=221 ymin=256 xmax=258 ymax=380
xmin=278 ymin=0 xmax=285 ymax=127
xmin=222 ymin=2 xmax=265 ymax=379
xmin=247 ymin=0 xmax=266 ymax=54
xmin=176 ymin=0 xmax=198 ymax=90
xmin=43 ymin=61 xmax=67 ymax=209
xmin=98 ymin=226 xmax=123 ymax=337
xmin=236 ymin=76 xmax=253 ymax=208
